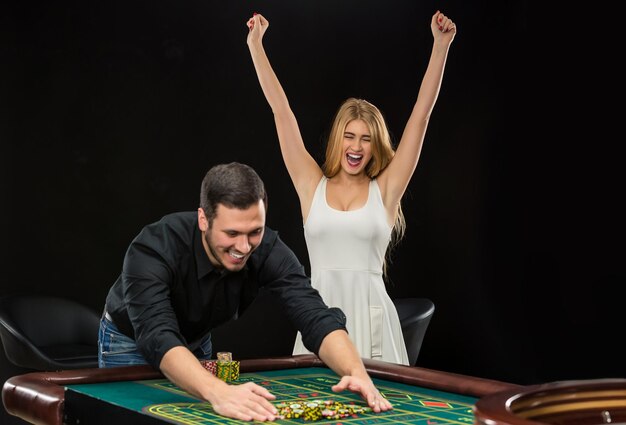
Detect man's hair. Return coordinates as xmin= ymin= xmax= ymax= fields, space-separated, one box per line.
xmin=200 ymin=162 xmax=268 ymax=227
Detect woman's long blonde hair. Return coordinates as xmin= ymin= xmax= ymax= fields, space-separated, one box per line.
xmin=322 ymin=98 xmax=406 ymax=278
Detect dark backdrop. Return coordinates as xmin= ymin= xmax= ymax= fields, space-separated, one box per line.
xmin=2 ymin=1 xmax=624 ymax=413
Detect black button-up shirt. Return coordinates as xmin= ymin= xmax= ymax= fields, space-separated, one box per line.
xmin=104 ymin=212 xmax=347 ymax=368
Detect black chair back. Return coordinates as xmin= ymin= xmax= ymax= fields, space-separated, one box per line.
xmin=0 ymin=295 xmax=100 ymax=371
xmin=393 ymin=297 xmax=435 ymax=366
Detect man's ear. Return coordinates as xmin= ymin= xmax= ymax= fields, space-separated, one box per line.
xmin=197 ymin=208 xmax=208 ymax=232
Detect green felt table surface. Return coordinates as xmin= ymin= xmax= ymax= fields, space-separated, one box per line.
xmin=66 ymin=367 xmax=478 ymax=424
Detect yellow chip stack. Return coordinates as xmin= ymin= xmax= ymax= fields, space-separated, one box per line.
xmin=228 ymin=359 xmax=240 ymax=381
xmin=216 ymin=351 xmax=240 ymax=382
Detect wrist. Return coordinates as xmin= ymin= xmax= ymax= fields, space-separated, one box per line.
xmin=350 ymin=367 xmax=372 ymax=382
xmin=200 ymin=373 xmax=229 ymax=403
xmin=247 ymin=40 xmax=264 ymax=51
xmin=431 ymin=41 xmax=450 ymax=57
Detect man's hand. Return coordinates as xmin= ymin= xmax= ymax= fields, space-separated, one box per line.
xmin=317 ymin=330 xmax=394 ymax=413
xmin=209 ymin=381 xmax=278 ymax=422
xmin=332 ymin=375 xmax=393 ymax=413
xmin=161 ymin=347 xmax=278 ymax=421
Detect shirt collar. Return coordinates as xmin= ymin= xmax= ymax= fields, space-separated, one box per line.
xmin=194 ymin=225 xmax=218 ymax=279
xmin=194 ymin=223 xmax=249 ymax=278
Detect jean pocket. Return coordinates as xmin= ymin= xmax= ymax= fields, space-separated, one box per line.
xmin=100 ymin=321 xmax=137 ymax=355
xmin=196 ymin=334 xmax=212 ymax=361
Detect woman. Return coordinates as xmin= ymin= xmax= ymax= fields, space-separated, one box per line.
xmin=246 ymin=11 xmax=456 ymax=365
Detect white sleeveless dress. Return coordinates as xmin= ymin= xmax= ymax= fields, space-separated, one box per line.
xmin=292 ymin=176 xmax=409 ymax=365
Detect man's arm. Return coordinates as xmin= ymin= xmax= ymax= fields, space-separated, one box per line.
xmin=160 ymin=346 xmax=279 ymax=421
xmin=317 ymin=330 xmax=393 ymax=412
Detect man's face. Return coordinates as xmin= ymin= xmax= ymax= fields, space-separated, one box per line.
xmin=198 ymin=200 xmax=265 ymax=272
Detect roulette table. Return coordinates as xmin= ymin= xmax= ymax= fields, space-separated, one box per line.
xmin=2 ymin=354 xmax=520 ymax=424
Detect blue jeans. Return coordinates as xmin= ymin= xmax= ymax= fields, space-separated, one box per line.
xmin=98 ymin=315 xmax=212 ymax=368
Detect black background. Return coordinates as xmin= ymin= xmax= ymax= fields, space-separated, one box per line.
xmin=2 ymin=2 xmax=624 ymax=419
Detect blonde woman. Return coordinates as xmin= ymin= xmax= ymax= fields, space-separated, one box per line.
xmin=246 ymin=11 xmax=456 ymax=365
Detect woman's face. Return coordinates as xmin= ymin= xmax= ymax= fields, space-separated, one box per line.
xmin=340 ymin=119 xmax=372 ymax=176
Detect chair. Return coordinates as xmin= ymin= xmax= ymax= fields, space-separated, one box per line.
xmin=0 ymin=295 xmax=100 ymax=371
xmin=393 ymin=297 xmax=435 ymax=366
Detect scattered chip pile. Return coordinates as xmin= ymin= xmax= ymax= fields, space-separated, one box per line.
xmin=201 ymin=352 xmax=240 ymax=382
xmin=199 ymin=358 xmax=373 ymax=420
xmin=275 ymin=400 xmax=372 ymax=421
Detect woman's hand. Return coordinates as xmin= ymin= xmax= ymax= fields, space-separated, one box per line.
xmin=246 ymin=13 xmax=269 ymax=47
xmin=431 ymin=11 xmax=457 ymax=46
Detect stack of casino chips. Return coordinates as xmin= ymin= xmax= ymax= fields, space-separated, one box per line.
xmin=201 ymin=359 xmax=218 ymax=376
xmin=216 ymin=352 xmax=240 ymax=382
xmin=200 ymin=352 xmax=239 ymax=382
xmin=275 ymin=400 xmax=371 ymax=421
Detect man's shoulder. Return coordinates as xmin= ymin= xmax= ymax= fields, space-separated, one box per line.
xmin=144 ymin=211 xmax=196 ymax=230
xmin=135 ymin=212 xmax=197 ymax=244
xmin=261 ymin=226 xmax=278 ymax=242
xmin=158 ymin=211 xmax=197 ymax=224
xmin=253 ymin=226 xmax=277 ymax=256
xmin=250 ymin=227 xmax=281 ymax=262
xmin=248 ymin=227 xmax=305 ymax=283
xmin=250 ymin=226 xmax=301 ymax=267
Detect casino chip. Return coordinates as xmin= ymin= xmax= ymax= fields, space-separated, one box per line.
xmin=216 ymin=352 xmax=232 ymax=362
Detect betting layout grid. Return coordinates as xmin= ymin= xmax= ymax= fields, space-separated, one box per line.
xmin=141 ymin=367 xmax=478 ymax=424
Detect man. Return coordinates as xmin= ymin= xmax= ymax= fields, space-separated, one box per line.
xmin=99 ymin=162 xmax=393 ymax=422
